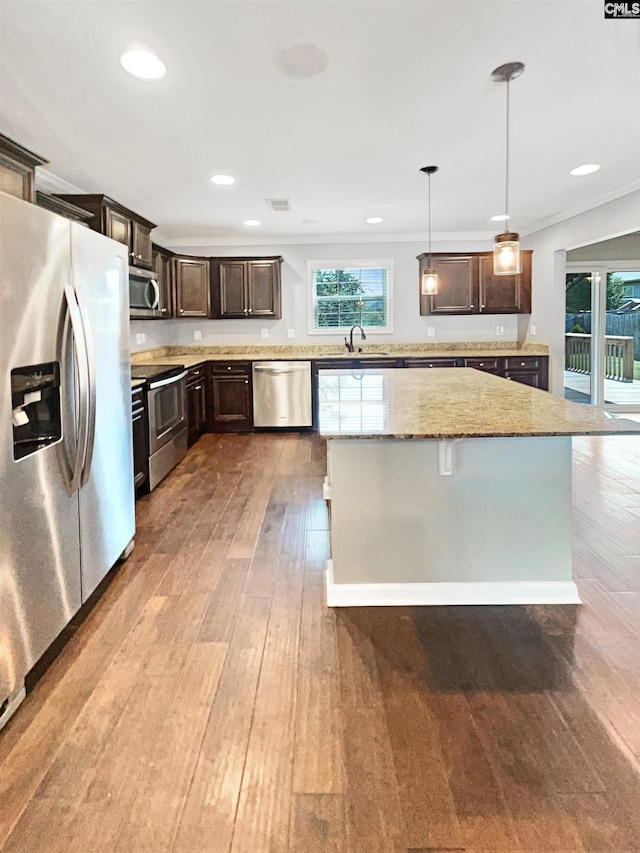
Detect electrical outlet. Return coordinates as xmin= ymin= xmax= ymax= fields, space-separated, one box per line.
xmin=530 ymin=324 xmax=536 ymax=336
xmin=261 ymin=328 xmax=269 ymax=339
xmin=288 ymin=329 xmax=295 ymax=339
xmin=193 ymin=330 xmax=202 ymax=341
xmin=496 ymin=325 xmax=505 ymax=336
xmin=427 ymin=327 xmax=435 ymax=337
xmin=135 ymin=333 xmax=146 ymax=345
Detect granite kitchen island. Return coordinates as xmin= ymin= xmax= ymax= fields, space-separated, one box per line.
xmin=318 ymin=368 xmax=640 ymax=607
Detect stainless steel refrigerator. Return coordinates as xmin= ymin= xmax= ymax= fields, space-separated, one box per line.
xmin=0 ymin=191 xmax=135 ymax=728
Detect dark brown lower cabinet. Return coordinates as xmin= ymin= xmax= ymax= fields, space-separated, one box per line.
xmin=206 ymin=361 xmax=252 ymax=432
xmin=131 ymin=386 xmax=149 ymax=496
xmin=186 ymin=364 xmax=207 ymax=446
xmin=463 ymin=354 xmax=548 ymax=390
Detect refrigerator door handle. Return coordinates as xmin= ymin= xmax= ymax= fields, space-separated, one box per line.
xmin=74 ymin=284 xmax=97 ymax=487
xmin=63 ymin=285 xmax=90 ymax=493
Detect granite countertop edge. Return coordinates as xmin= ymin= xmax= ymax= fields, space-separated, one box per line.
xmin=131 ymin=341 xmax=549 ymax=367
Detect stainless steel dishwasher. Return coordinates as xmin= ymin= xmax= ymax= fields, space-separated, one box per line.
xmin=252 ymin=361 xmax=312 ymax=427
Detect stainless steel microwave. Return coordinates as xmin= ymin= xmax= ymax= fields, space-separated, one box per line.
xmin=129 ymin=267 xmax=164 ymax=319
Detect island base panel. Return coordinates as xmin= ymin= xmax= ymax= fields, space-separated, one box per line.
xmin=326 ymin=436 xmax=579 ymax=606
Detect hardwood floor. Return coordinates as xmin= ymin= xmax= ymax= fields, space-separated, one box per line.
xmin=0 ymin=430 xmax=639 ymax=852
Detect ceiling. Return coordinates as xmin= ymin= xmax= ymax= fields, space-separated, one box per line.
xmin=1 ymin=1 xmax=638 ymax=246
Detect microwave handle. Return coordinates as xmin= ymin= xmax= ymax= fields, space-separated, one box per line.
xmin=150 ymin=278 xmax=160 ymax=310
xmin=145 ymin=278 xmax=160 ymax=310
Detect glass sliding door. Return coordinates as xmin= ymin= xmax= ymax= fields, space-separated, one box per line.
xmin=565 ymin=263 xmax=640 ymax=410
xmin=565 ymin=270 xmax=594 ymax=404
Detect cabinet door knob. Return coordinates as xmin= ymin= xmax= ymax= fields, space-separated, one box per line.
xmin=244 ymin=380 xmax=248 ymax=384
xmin=470 ymin=304 xmax=474 ymax=308
xmin=248 ymin=308 xmax=253 ymax=314
xmin=227 ymin=366 xmax=232 ymax=370
xmin=194 ymin=385 xmax=201 ymax=391
xmin=521 ymin=362 xmax=526 ymax=366
xmin=480 ymin=362 xmax=485 ymax=366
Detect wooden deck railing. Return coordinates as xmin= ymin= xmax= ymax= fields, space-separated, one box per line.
xmin=565 ymin=333 xmax=634 ymax=381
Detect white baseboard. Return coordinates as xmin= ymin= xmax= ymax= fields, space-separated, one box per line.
xmin=324 ymin=560 xmax=581 ymax=607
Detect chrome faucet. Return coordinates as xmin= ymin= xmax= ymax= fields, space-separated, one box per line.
xmin=345 ymin=324 xmax=367 ymax=353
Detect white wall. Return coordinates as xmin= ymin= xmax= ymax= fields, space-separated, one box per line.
xmin=130 ymin=189 xmax=640 ymax=398
xmin=130 ymin=237 xmax=522 ymax=352
xmin=523 ymin=189 xmax=640 ymax=395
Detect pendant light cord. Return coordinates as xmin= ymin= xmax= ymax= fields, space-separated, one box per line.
xmin=504 ymin=77 xmax=510 ymax=223
xmin=428 ymin=171 xmax=432 ymax=266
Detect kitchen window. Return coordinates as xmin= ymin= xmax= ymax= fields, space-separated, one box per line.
xmin=308 ymin=259 xmax=393 ymax=334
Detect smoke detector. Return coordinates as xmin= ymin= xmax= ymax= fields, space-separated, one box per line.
xmin=274 ymin=43 xmax=328 ymax=78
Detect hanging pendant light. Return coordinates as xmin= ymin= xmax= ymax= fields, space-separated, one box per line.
xmin=491 ymin=61 xmax=524 ymax=276
xmin=420 ymin=165 xmax=439 ymax=295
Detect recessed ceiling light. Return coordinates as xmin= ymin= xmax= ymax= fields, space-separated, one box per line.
xmin=244 ymin=220 xmax=261 ymax=227
xmin=366 ymin=217 xmax=384 ymax=224
xmin=570 ymin=163 xmax=600 ymax=176
xmin=120 ymin=49 xmax=166 ymax=80
xmin=275 ymin=42 xmax=328 ymax=78
xmin=302 ymin=218 xmax=324 ymax=225
xmin=211 ymin=174 xmax=235 ymax=186
xmin=491 ymin=214 xmax=510 ymax=222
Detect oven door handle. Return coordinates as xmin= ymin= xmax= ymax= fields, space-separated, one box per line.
xmin=148 ymin=370 xmax=187 ymax=390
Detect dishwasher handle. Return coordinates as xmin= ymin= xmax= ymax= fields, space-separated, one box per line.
xmin=253 ymin=363 xmax=310 ymax=374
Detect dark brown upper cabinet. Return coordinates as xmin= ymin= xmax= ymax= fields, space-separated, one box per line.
xmin=0 ymin=133 xmax=48 ymax=203
xmin=174 ymin=257 xmax=211 ymax=318
xmin=211 ymin=257 xmax=282 ymax=319
xmin=35 ymin=192 xmax=94 ymax=226
xmin=152 ymin=243 xmax=175 ymax=318
xmin=419 ymin=255 xmax=478 ymax=315
xmin=0 ymin=133 xmax=49 ymax=202
xmin=418 ymin=251 xmax=532 ymax=316
xmin=54 ymin=194 xmax=156 ymax=270
xmin=478 ymin=251 xmax=532 ymax=314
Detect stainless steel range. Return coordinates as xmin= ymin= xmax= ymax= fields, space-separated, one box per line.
xmin=130 ymin=364 xmax=188 ymax=490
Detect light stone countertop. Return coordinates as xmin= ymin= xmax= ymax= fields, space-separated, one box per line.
xmin=131 ymin=378 xmax=147 ymax=389
xmin=317 ymin=368 xmax=640 ymax=439
xmin=131 ymin=342 xmax=549 ymax=368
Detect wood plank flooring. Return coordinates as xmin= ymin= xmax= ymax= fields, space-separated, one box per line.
xmin=0 ymin=430 xmax=639 ymax=852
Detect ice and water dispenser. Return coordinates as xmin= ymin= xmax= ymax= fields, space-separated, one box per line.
xmin=10 ymin=362 xmax=62 ymax=460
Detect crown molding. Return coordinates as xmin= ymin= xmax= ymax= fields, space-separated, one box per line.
xmin=34 ymin=167 xmax=85 ymax=195
xmin=522 ymin=180 xmax=640 ymax=238
xmin=157 ymin=230 xmax=496 ymax=249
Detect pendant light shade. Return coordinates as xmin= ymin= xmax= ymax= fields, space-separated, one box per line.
xmin=420 ymin=165 xmax=439 ymax=295
xmin=491 ymin=61 xmax=524 ymax=276
xmin=493 ymin=232 xmax=521 ymax=276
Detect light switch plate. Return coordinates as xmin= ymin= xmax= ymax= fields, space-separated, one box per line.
xmin=193 ymin=330 xmax=202 ymax=341
xmin=530 ymin=324 xmax=536 ymax=336
xmin=496 ymin=325 xmax=505 ymax=336
xmin=427 ymin=327 xmax=435 ymax=337
xmin=288 ymin=329 xmax=295 ymax=339
xmin=135 ymin=333 xmax=146 ymax=345
xmin=261 ymin=328 xmax=269 ymax=339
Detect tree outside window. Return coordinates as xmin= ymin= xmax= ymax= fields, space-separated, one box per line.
xmin=311 ymin=264 xmax=391 ymax=331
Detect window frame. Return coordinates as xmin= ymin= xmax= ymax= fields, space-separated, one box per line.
xmin=307 ymin=259 xmax=394 ymax=335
